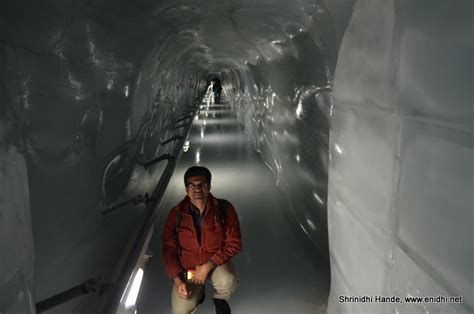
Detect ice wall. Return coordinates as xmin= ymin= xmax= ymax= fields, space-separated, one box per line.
xmin=3 ymin=1 xmax=341 ymax=311
xmin=228 ymin=29 xmax=334 ymax=254
xmin=1 ymin=0 xmax=472 ymax=312
xmin=328 ymin=0 xmax=473 ymax=312
xmin=1 ymin=2 xmax=202 ymax=312
xmin=0 ymin=145 xmax=35 ymax=313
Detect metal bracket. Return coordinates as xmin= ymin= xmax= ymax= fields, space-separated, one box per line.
xmin=160 ymin=136 xmax=184 ymax=146
xmin=103 ymin=193 xmax=155 ymax=215
xmin=176 ymin=113 xmax=193 ymax=123
xmin=171 ymin=123 xmax=187 ymax=130
xmin=142 ymin=153 xmax=174 ymax=169
xmin=36 ymin=278 xmax=113 ymax=313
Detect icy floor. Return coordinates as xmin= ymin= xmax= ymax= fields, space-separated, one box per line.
xmin=137 ymin=94 xmax=330 ymax=314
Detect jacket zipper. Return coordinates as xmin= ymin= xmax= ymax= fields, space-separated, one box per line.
xmin=198 ymin=208 xmax=210 ymax=264
xmin=189 ymin=213 xmax=203 ymax=264
xmin=199 ymin=245 xmax=202 ymax=264
xmin=198 ymin=214 xmax=204 ymax=264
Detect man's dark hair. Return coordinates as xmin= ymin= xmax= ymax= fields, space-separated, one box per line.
xmin=184 ymin=166 xmax=212 ymax=186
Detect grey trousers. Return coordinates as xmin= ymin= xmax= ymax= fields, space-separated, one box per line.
xmin=171 ymin=262 xmax=239 ymax=314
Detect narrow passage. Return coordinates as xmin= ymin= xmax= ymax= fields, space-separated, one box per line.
xmin=138 ymin=91 xmax=330 ymax=313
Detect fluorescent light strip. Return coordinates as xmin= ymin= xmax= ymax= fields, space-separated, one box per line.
xmin=124 ymin=268 xmax=144 ymax=308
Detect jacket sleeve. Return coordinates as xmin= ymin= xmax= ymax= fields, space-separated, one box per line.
xmin=210 ymin=202 xmax=242 ymax=266
xmin=161 ymin=207 xmax=184 ymax=279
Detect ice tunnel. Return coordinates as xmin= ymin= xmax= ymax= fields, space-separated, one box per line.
xmin=0 ymin=0 xmax=472 ymax=313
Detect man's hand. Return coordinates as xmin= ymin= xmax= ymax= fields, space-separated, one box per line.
xmin=174 ymin=278 xmax=191 ymax=299
xmin=192 ymin=262 xmax=215 ymax=284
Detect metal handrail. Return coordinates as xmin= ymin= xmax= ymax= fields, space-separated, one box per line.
xmin=97 ymin=90 xmax=206 ymax=314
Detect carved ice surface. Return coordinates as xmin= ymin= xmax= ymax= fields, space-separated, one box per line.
xmin=328 ymin=1 xmax=473 ymax=313
xmin=1 ymin=0 xmax=472 ymax=313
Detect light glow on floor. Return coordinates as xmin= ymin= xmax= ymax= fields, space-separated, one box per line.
xmin=125 ymin=268 xmax=144 ymax=308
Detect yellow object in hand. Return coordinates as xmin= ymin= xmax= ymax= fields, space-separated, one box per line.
xmin=186 ymin=269 xmax=196 ymax=280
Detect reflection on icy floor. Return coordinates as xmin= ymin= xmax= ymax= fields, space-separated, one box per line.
xmin=137 ymin=94 xmax=330 ymax=313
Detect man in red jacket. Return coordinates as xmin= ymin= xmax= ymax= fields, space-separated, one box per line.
xmin=162 ymin=166 xmax=242 ymax=314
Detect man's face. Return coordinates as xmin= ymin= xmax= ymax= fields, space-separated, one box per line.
xmin=185 ymin=175 xmax=211 ymax=203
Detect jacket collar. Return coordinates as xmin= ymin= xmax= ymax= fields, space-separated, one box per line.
xmin=177 ymin=193 xmax=217 ymax=213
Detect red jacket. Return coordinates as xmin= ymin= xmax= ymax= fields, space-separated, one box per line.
xmin=161 ymin=193 xmax=242 ymax=279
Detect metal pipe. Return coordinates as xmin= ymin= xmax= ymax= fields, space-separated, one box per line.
xmin=36 ymin=279 xmax=98 ymax=313
xmin=97 ymin=90 xmax=205 ymax=314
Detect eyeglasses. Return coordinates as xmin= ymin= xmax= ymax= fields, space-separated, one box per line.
xmin=186 ymin=183 xmax=209 ymax=190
